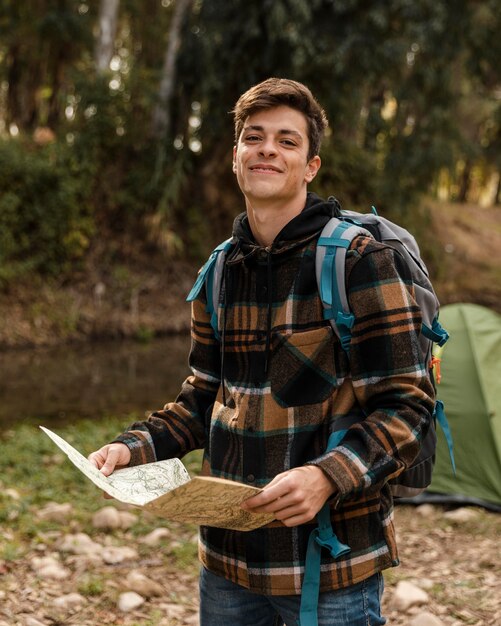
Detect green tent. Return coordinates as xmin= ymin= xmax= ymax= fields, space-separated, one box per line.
xmin=424 ymin=303 xmax=501 ymax=511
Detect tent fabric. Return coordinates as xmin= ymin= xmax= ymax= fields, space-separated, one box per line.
xmin=418 ymin=303 xmax=501 ymax=510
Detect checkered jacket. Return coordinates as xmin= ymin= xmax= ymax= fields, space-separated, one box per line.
xmin=115 ymin=194 xmax=435 ymax=594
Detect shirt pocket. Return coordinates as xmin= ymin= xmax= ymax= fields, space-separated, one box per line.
xmin=270 ymin=326 xmax=341 ymax=408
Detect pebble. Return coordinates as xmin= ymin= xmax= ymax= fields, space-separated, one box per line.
xmin=117 ymin=591 xmax=145 ymax=612
xmin=410 ymin=611 xmax=445 ymax=626
xmin=417 ymin=578 xmax=435 ymax=590
xmin=59 ymin=532 xmax=102 ymax=555
xmin=31 ymin=556 xmax=70 ymax=580
xmin=53 ymin=592 xmax=86 ymax=610
xmin=118 ymin=510 xmax=138 ymax=529
xmin=5 ymin=488 xmax=20 ymax=500
xmin=36 ymin=562 xmax=70 ymax=580
xmin=23 ymin=618 xmax=47 ymax=626
xmin=443 ymin=507 xmax=479 ymax=523
xmin=37 ymin=502 xmax=73 ymax=523
xmin=102 ymin=545 xmax=138 ymax=564
xmin=392 ymin=580 xmax=429 ymax=611
xmin=415 ymin=504 xmax=435 ymax=518
xmin=125 ymin=569 xmax=164 ymax=597
xmin=92 ymin=506 xmax=122 ymax=529
xmin=140 ymin=527 xmax=171 ymax=545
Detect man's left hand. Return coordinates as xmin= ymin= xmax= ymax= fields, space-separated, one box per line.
xmin=241 ymin=466 xmax=337 ymax=527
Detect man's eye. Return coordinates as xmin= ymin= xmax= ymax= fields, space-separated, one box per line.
xmin=281 ymin=139 xmax=296 ymax=146
xmin=245 ymin=135 xmax=261 ymax=142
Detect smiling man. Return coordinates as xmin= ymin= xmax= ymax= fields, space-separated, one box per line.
xmin=89 ymin=78 xmax=434 ymax=625
xmin=232 ymin=105 xmax=320 ymax=243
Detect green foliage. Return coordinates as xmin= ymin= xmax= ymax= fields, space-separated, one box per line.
xmin=78 ymin=575 xmax=106 ymax=597
xmin=0 ymin=418 xmax=127 ymax=506
xmin=0 ymin=139 xmax=93 ymax=285
xmin=168 ymin=538 xmax=198 ymax=571
xmin=0 ymin=0 xmax=498 ymax=275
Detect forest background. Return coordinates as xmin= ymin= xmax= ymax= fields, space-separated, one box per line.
xmin=0 ymin=0 xmax=500 ymax=348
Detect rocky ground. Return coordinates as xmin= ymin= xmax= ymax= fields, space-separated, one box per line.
xmin=0 ymin=499 xmax=499 ymax=626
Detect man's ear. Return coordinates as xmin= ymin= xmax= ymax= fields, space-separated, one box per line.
xmin=305 ymin=155 xmax=321 ymax=183
xmin=232 ymin=146 xmax=237 ymax=174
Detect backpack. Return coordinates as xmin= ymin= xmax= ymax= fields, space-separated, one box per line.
xmin=187 ymin=205 xmax=455 ymax=496
xmin=187 ymin=204 xmax=455 ymax=626
xmin=315 ymin=206 xmax=455 ymax=497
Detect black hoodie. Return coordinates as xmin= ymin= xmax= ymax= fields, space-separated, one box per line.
xmin=218 ymin=193 xmax=342 ymax=402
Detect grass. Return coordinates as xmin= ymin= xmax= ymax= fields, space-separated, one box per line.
xmin=78 ymin=575 xmax=106 ymax=596
xmin=0 ymin=416 xmax=203 ymax=563
xmin=0 ymin=416 xmax=203 ymax=624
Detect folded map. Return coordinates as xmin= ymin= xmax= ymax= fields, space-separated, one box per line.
xmin=40 ymin=426 xmax=274 ymax=531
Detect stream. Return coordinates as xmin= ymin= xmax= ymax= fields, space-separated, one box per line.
xmin=0 ymin=335 xmax=192 ymax=426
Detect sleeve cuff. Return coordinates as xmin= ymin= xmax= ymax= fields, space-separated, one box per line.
xmin=112 ymin=430 xmax=157 ymax=467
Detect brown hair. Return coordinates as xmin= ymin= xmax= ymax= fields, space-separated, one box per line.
xmin=232 ymin=78 xmax=328 ymax=161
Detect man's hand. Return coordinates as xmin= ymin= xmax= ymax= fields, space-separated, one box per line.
xmin=241 ymin=465 xmax=337 ymax=527
xmin=88 ymin=443 xmax=131 ymax=477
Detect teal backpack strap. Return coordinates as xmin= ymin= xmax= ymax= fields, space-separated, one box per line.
xmin=422 ymin=317 xmax=450 ymax=347
xmin=315 ymin=218 xmax=371 ymax=352
xmin=298 ymin=430 xmax=351 ymax=626
xmin=434 ymin=400 xmax=456 ymax=475
xmin=186 ymin=238 xmax=233 ymax=339
xmin=421 ymin=318 xmax=454 ymax=473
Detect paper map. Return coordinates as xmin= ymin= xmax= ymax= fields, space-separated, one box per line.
xmin=40 ymin=426 xmax=274 ymax=531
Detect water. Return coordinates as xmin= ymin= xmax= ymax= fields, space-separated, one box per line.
xmin=0 ymin=335 xmax=192 ymax=426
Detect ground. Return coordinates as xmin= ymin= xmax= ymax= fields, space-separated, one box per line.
xmin=0 ymin=503 xmax=499 ymax=625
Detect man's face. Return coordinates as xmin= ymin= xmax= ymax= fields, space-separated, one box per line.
xmin=232 ymin=106 xmax=320 ymax=209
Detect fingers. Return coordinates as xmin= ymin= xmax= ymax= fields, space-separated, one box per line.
xmin=241 ymin=466 xmax=336 ymax=527
xmin=99 ymin=447 xmax=121 ymax=476
xmin=88 ymin=450 xmax=106 ymax=470
xmin=88 ymin=443 xmax=131 ymax=476
xmin=241 ymin=472 xmax=289 ymax=510
xmin=243 ymin=490 xmax=317 ymax=526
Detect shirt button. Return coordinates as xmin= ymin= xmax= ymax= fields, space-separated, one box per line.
xmin=247 ymin=474 xmax=255 ymax=483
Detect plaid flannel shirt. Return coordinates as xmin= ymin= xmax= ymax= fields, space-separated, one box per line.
xmin=115 ymin=203 xmax=435 ymax=595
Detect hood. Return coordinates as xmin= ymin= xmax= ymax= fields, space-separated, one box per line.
xmin=230 ymin=192 xmax=341 ymax=254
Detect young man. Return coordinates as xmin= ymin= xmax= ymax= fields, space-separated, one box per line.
xmin=89 ymin=78 xmax=434 ymax=625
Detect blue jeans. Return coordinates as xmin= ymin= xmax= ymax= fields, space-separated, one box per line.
xmin=199 ymin=566 xmax=386 ymax=626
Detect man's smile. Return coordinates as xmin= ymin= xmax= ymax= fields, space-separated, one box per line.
xmin=249 ymin=163 xmax=283 ymax=173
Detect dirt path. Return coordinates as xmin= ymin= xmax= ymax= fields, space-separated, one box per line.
xmin=1 ymin=504 xmax=499 ymax=625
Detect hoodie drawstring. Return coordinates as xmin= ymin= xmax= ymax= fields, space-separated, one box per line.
xmin=220 ymin=259 xmax=230 ymax=406
xmin=264 ymin=250 xmax=273 ymax=376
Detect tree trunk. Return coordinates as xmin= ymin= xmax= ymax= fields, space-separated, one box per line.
xmin=6 ymin=43 xmax=39 ymax=131
xmin=151 ymin=0 xmax=193 ymax=140
xmin=95 ymin=0 xmax=120 ymax=73
xmin=458 ymin=160 xmax=472 ymax=203
xmin=495 ymin=174 xmax=501 ymax=206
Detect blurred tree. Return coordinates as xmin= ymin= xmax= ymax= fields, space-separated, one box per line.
xmin=0 ymin=0 xmax=499 ymax=284
xmin=95 ymin=0 xmax=121 ymax=73
xmin=151 ymin=0 xmax=193 ymax=140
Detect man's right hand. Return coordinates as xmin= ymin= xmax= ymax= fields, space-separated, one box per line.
xmin=88 ymin=443 xmax=131 ymax=476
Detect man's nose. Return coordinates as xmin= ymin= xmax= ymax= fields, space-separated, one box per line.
xmin=258 ymin=138 xmax=277 ymax=157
